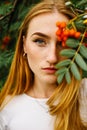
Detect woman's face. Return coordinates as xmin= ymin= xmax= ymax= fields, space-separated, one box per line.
xmin=23 ymin=11 xmax=68 ymax=85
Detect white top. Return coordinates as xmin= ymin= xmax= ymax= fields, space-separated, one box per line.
xmin=0 ymin=94 xmax=54 ymax=130
xmin=0 ymin=78 xmax=87 ymax=130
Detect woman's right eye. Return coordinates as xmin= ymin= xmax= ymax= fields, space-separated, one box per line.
xmin=33 ymin=38 xmax=46 ymax=46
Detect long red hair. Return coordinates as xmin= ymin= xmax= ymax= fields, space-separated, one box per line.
xmin=0 ymin=0 xmax=87 ymax=130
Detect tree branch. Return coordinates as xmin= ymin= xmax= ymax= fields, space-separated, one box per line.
xmin=0 ymin=0 xmax=18 ymax=21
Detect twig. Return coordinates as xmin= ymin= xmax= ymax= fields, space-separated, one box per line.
xmin=0 ymin=0 xmax=18 ymax=21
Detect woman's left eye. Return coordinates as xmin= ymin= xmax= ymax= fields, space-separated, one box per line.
xmin=33 ymin=38 xmax=46 ymax=46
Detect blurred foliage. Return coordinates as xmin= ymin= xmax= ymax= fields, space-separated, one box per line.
xmin=0 ymin=0 xmax=87 ymax=89
xmin=0 ymin=0 xmax=40 ymax=89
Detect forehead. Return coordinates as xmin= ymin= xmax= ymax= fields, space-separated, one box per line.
xmin=27 ymin=12 xmax=69 ymax=35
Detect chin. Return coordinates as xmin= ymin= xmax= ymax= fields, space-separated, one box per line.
xmin=44 ymin=76 xmax=57 ymax=84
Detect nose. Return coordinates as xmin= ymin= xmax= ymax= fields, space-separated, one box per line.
xmin=47 ymin=44 xmax=58 ymax=64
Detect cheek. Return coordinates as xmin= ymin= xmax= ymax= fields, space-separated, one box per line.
xmin=26 ymin=45 xmax=42 ymax=69
xmin=26 ymin=51 xmax=38 ymax=73
xmin=25 ymin=42 xmax=47 ymax=64
xmin=27 ymin=49 xmax=38 ymax=64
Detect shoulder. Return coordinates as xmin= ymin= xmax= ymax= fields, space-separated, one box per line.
xmin=0 ymin=94 xmax=28 ymax=124
xmin=79 ymin=78 xmax=87 ymax=98
xmin=0 ymin=94 xmax=28 ymax=112
xmin=80 ymin=78 xmax=87 ymax=88
xmin=0 ymin=94 xmax=28 ymax=119
xmin=0 ymin=94 xmax=35 ymax=129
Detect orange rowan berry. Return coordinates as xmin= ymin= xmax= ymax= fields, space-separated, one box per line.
xmin=74 ymin=32 xmax=81 ymax=38
xmin=63 ymin=30 xmax=69 ymax=36
xmin=60 ymin=33 xmax=65 ymax=39
xmin=56 ymin=22 xmax=61 ymax=27
xmin=60 ymin=22 xmax=66 ymax=28
xmin=62 ymin=41 xmax=66 ymax=47
xmin=63 ymin=36 xmax=68 ymax=41
xmin=56 ymin=29 xmax=62 ymax=36
xmin=69 ymin=29 xmax=76 ymax=36
xmin=57 ymin=36 xmax=62 ymax=41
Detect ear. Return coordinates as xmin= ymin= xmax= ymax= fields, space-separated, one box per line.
xmin=23 ymin=36 xmax=27 ymax=53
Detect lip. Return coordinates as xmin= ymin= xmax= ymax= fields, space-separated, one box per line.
xmin=42 ymin=67 xmax=57 ymax=74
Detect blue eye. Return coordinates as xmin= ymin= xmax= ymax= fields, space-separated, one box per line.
xmin=33 ymin=38 xmax=46 ymax=46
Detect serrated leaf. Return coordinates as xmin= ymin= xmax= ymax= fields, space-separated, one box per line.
xmin=66 ymin=38 xmax=79 ymax=48
xmin=79 ymin=45 xmax=87 ymax=59
xmin=65 ymin=69 xmax=71 ymax=84
xmin=70 ymin=62 xmax=81 ymax=80
xmin=75 ymin=53 xmax=87 ymax=71
xmin=60 ymin=49 xmax=76 ymax=58
xmin=57 ymin=73 xmax=65 ymax=84
xmin=55 ymin=67 xmax=67 ymax=75
xmin=55 ymin=59 xmax=71 ymax=68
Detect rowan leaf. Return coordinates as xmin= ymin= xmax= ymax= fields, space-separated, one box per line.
xmin=55 ymin=59 xmax=71 ymax=68
xmin=57 ymin=73 xmax=65 ymax=84
xmin=70 ymin=62 xmax=81 ymax=80
xmin=66 ymin=38 xmax=79 ymax=48
xmin=65 ymin=69 xmax=71 ymax=84
xmin=60 ymin=49 xmax=76 ymax=58
xmin=75 ymin=53 xmax=87 ymax=71
xmin=79 ymin=45 xmax=87 ymax=59
xmin=55 ymin=67 xmax=67 ymax=75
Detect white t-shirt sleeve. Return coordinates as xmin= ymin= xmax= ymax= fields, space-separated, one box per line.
xmin=0 ymin=109 xmax=10 ymax=130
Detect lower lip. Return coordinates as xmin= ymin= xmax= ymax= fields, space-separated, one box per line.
xmin=42 ymin=68 xmax=57 ymax=74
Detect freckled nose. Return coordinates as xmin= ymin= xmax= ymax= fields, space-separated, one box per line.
xmin=47 ymin=45 xmax=58 ymax=64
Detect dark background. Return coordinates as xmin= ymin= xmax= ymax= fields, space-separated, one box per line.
xmin=0 ymin=0 xmax=40 ymax=89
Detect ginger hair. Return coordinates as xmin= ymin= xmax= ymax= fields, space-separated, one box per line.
xmin=0 ymin=0 xmax=87 ymax=129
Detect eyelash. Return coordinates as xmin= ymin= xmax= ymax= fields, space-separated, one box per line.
xmin=33 ymin=38 xmax=46 ymax=46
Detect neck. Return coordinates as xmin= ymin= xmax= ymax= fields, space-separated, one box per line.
xmin=27 ymin=80 xmax=57 ymax=98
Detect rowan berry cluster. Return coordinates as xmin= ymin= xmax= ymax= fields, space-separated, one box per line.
xmin=56 ymin=21 xmax=81 ymax=47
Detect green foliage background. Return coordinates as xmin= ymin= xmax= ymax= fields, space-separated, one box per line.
xmin=0 ymin=0 xmax=40 ymax=89
xmin=0 ymin=0 xmax=87 ymax=89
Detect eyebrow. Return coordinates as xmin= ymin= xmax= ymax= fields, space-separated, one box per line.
xmin=31 ymin=32 xmax=50 ymax=39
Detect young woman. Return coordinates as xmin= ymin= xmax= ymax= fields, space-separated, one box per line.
xmin=0 ymin=0 xmax=87 ymax=130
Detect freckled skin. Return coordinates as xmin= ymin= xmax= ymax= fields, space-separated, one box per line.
xmin=23 ymin=12 xmax=68 ymax=93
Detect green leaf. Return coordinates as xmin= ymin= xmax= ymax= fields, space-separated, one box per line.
xmin=79 ymin=45 xmax=87 ymax=59
xmin=57 ymin=73 xmax=65 ymax=84
xmin=0 ymin=3 xmax=13 ymax=15
xmin=66 ymin=38 xmax=79 ymax=48
xmin=65 ymin=69 xmax=71 ymax=84
xmin=70 ymin=62 xmax=81 ymax=80
xmin=75 ymin=53 xmax=87 ymax=71
xmin=70 ymin=0 xmax=87 ymax=11
xmin=10 ymin=22 xmax=21 ymax=32
xmin=55 ymin=59 xmax=71 ymax=68
xmin=76 ymin=0 xmax=87 ymax=7
xmin=60 ymin=49 xmax=76 ymax=58
xmin=75 ymin=19 xmax=86 ymax=32
xmin=55 ymin=67 xmax=67 ymax=75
